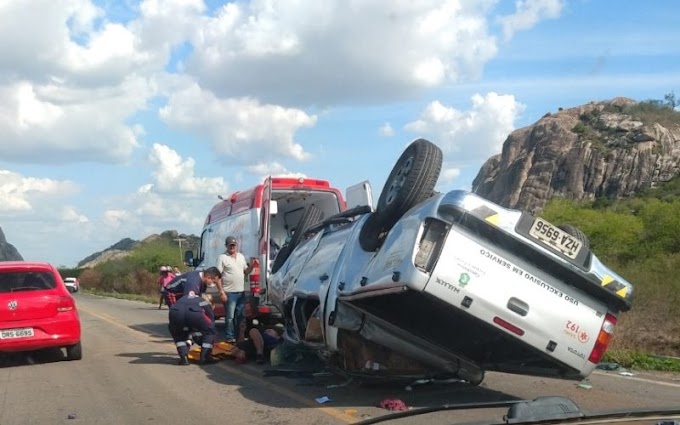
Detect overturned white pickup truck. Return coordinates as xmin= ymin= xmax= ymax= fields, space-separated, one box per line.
xmin=268 ymin=139 xmax=633 ymax=385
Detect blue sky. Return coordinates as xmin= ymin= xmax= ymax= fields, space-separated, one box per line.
xmin=1 ymin=0 xmax=679 ymax=267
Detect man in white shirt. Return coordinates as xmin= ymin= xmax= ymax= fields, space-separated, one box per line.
xmin=215 ymin=236 xmax=254 ymax=343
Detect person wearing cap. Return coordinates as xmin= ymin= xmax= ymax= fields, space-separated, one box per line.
xmin=215 ymin=236 xmax=255 ymax=343
xmin=157 ymin=266 xmax=176 ymax=309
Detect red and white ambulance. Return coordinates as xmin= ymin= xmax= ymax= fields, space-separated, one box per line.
xmin=185 ymin=176 xmax=372 ymax=323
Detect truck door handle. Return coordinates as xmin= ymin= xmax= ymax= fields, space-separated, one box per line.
xmin=507 ymin=297 xmax=529 ymax=317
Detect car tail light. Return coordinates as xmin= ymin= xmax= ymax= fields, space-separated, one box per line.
xmin=588 ymin=313 xmax=617 ymax=364
xmin=57 ymin=296 xmax=75 ymax=312
xmin=493 ymin=316 xmax=525 ymax=336
xmin=249 ymin=259 xmax=261 ymax=294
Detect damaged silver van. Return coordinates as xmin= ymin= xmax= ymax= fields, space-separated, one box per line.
xmin=268 ymin=139 xmax=634 ymax=385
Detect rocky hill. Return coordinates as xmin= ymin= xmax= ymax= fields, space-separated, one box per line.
xmin=472 ymin=97 xmax=680 ymax=212
xmin=77 ymin=230 xmax=199 ymax=268
xmin=77 ymin=237 xmax=138 ymax=268
xmin=0 ymin=227 xmax=23 ymax=261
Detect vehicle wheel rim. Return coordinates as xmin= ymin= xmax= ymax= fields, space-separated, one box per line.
xmin=385 ymin=156 xmax=414 ymax=206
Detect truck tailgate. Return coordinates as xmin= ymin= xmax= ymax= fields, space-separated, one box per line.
xmin=423 ymin=228 xmax=607 ymax=375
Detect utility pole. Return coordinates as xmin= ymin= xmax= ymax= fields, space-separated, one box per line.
xmin=173 ymin=237 xmax=187 ymax=263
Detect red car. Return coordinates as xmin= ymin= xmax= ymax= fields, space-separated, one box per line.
xmin=0 ymin=261 xmax=82 ymax=360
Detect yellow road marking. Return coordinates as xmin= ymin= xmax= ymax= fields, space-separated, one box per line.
xmin=79 ymin=306 xmax=358 ymax=424
xmin=80 ymin=306 xmax=163 ymax=340
xmin=593 ymin=370 xmax=680 ymax=388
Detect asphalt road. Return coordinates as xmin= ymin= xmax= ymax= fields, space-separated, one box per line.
xmin=1 ymin=293 xmax=678 ymax=425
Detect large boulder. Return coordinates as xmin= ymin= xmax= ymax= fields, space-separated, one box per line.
xmin=472 ymin=97 xmax=680 ymax=212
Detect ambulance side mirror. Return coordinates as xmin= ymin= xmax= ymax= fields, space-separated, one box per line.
xmin=184 ymin=250 xmax=196 ymax=267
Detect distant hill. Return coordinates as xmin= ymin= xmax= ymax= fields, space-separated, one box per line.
xmin=472 ymin=97 xmax=680 ymax=212
xmin=0 ymin=226 xmax=23 ymax=261
xmin=77 ymin=230 xmax=200 ymax=268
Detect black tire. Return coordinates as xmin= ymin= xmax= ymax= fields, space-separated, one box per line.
xmin=271 ymin=205 xmax=324 ymax=273
xmin=558 ymin=224 xmax=590 ymax=250
xmin=358 ymin=213 xmax=387 ymax=252
xmin=66 ymin=342 xmax=82 ymax=361
xmin=360 ymin=139 xmax=442 ymax=251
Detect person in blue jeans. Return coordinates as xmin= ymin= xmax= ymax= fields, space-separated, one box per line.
xmin=215 ymin=236 xmax=255 ymax=343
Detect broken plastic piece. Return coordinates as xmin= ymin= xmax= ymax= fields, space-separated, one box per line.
xmin=596 ymin=362 xmax=620 ymax=371
xmin=378 ymin=398 xmax=408 ymax=411
xmin=315 ymin=396 xmax=331 ymax=404
xmin=577 ymin=380 xmax=592 ymax=389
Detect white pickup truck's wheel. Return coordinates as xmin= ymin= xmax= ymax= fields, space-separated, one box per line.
xmin=360 ymin=139 xmax=442 ymax=251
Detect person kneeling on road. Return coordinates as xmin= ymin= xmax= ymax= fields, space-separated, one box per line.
xmin=233 ymin=327 xmax=283 ymax=365
xmin=168 ymin=292 xmax=219 ymax=366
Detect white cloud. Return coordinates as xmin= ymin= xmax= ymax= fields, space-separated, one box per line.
xmin=103 ymin=190 xmax=211 ymax=234
xmin=136 ymin=0 xmax=206 ymax=56
xmin=0 ymin=0 xmax=166 ymax=164
xmin=379 ymin=122 xmax=395 ymax=137
xmin=159 ymin=82 xmax=316 ymax=164
xmin=247 ymin=162 xmax=306 ymax=179
xmin=184 ymin=0 xmax=500 ymax=105
xmin=0 ymin=79 xmax=149 ymax=163
xmin=405 ymin=92 xmax=525 ymax=162
xmin=0 ymin=0 xmax=162 ymax=83
xmin=0 ymin=170 xmax=79 ymax=213
xmin=103 ymin=209 xmax=132 ymax=229
xmin=146 ymin=143 xmax=228 ymax=195
xmin=439 ymin=166 xmax=462 ymax=186
xmin=498 ymin=0 xmax=564 ymax=41
xmin=61 ymin=206 xmax=89 ymax=223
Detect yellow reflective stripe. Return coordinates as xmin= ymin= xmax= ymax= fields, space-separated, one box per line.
xmin=601 ymin=275 xmax=615 ymax=286
xmin=601 ymin=275 xmax=628 ymax=298
xmin=485 ymin=214 xmax=500 ymax=226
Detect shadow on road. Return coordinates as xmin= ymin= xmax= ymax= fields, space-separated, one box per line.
xmin=201 ymin=360 xmax=523 ymax=413
xmin=130 ymin=321 xmax=228 ymax=342
xmin=116 ymin=351 xmax=180 ymax=365
xmin=0 ymin=348 xmax=67 ymax=368
xmin=120 ymin=322 xmax=524 ymax=413
xmin=129 ymin=322 xmax=173 ymax=340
